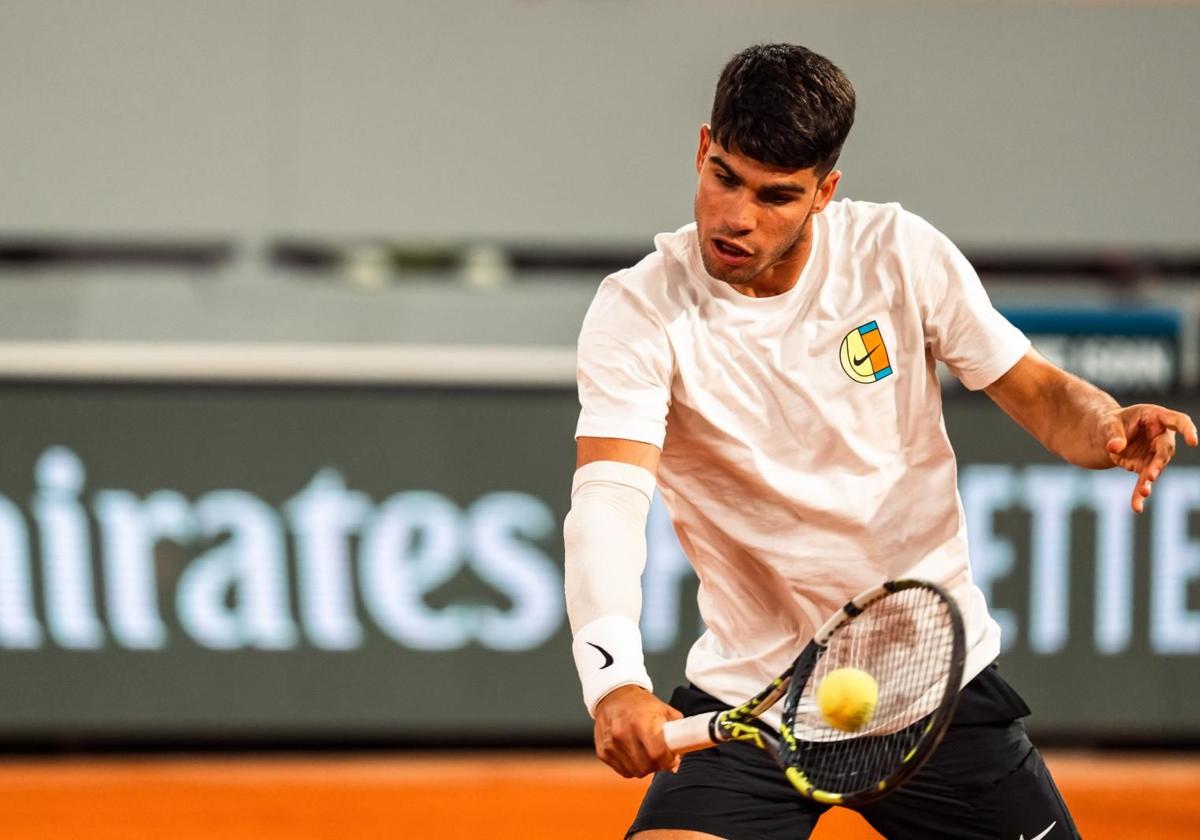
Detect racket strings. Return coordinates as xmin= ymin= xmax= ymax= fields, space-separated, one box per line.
xmin=781 ymin=585 xmax=959 ymax=795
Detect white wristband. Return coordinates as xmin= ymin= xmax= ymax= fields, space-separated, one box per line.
xmin=571 ymin=614 xmax=653 ymax=717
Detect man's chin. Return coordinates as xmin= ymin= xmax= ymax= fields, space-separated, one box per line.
xmin=699 ymin=252 xmax=755 ymax=286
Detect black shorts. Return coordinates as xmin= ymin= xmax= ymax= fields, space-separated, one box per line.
xmin=627 ymin=664 xmax=1080 ymax=840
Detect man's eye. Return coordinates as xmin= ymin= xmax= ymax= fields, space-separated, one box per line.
xmin=716 ymin=173 xmax=737 ymax=187
xmin=763 ymin=194 xmax=793 ymax=206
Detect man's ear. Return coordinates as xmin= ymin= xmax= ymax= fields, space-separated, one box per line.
xmin=813 ymin=169 xmax=841 ymax=213
xmin=696 ymin=124 xmax=712 ymax=174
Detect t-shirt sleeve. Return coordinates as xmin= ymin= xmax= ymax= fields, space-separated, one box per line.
xmin=917 ymin=227 xmax=1031 ymax=391
xmin=575 ymin=276 xmax=673 ymax=448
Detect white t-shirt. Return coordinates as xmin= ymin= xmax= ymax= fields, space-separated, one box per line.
xmin=575 ymin=199 xmax=1030 ymax=729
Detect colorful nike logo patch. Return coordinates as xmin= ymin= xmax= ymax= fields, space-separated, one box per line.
xmin=839 ymin=321 xmax=893 ymax=383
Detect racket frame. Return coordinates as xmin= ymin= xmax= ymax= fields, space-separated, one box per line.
xmin=661 ymin=578 xmax=967 ymax=807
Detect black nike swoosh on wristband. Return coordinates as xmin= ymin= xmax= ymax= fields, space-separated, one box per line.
xmin=853 ymin=352 xmax=872 ymax=366
xmin=587 ymin=642 xmax=615 ymax=669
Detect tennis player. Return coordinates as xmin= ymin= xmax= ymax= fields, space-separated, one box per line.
xmin=565 ymin=43 xmax=1196 ymax=840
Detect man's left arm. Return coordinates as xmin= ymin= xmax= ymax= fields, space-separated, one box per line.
xmin=984 ymin=348 xmax=1198 ymax=513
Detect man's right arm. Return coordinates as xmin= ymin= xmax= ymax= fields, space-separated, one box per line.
xmin=567 ymin=436 xmax=681 ymax=778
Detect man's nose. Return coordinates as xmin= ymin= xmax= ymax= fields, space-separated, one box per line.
xmin=723 ymin=194 xmax=756 ymax=235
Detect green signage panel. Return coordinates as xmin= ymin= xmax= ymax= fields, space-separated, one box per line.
xmin=0 ymin=382 xmax=1197 ymax=740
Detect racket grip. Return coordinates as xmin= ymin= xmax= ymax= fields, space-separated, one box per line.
xmin=662 ymin=711 xmax=717 ymax=754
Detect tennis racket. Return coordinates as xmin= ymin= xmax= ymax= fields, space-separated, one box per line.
xmin=661 ymin=578 xmax=965 ymax=806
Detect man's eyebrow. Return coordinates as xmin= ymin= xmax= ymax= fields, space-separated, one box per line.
xmin=710 ymin=155 xmax=738 ymax=178
xmin=709 ymin=155 xmax=806 ymax=194
xmin=759 ymin=182 xmax=807 ymax=196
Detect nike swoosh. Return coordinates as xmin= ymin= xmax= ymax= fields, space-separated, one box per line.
xmin=852 ymin=352 xmax=872 ymax=366
xmin=1020 ymin=820 xmax=1056 ymax=840
xmin=587 ymin=642 xmax=614 ymax=669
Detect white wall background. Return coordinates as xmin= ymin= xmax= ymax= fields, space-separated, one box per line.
xmin=2 ymin=1 xmax=1198 ymax=248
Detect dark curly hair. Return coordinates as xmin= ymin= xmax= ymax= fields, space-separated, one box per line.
xmin=710 ymin=44 xmax=856 ymax=177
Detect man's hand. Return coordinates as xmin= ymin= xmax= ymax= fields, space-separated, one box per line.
xmin=986 ymin=352 xmax=1198 ymax=512
xmin=1101 ymin=404 xmax=1199 ymax=513
xmin=593 ymin=684 xmax=682 ymax=778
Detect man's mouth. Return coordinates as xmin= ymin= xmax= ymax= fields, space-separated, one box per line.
xmin=710 ymin=237 xmax=753 ymax=266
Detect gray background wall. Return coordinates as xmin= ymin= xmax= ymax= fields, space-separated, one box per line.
xmin=3 ymin=1 xmax=1198 ymax=249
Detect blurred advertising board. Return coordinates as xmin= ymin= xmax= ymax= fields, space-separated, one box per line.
xmin=993 ymin=307 xmax=1186 ymax=394
xmin=0 ymin=375 xmax=1197 ymax=742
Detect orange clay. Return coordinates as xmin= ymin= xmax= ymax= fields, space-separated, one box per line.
xmin=0 ymin=751 xmax=1194 ymax=840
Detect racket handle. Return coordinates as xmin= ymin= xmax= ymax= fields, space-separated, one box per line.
xmin=662 ymin=711 xmax=717 ymax=753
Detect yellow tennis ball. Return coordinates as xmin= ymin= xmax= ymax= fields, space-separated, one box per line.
xmin=816 ymin=667 xmax=878 ymax=732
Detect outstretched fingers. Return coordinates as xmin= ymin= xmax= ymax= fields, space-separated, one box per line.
xmin=1129 ymin=430 xmax=1174 ymax=513
xmin=1140 ymin=424 xmax=1195 ymax=515
xmin=1162 ymin=408 xmax=1199 ymax=448
xmin=1108 ymin=406 xmax=1197 ymax=513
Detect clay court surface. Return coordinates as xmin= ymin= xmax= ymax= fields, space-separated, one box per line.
xmin=1 ymin=751 xmax=1197 ymax=839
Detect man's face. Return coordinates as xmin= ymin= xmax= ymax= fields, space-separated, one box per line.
xmin=693 ymin=126 xmax=840 ymax=289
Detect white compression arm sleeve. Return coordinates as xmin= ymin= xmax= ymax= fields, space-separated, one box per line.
xmin=564 ymin=460 xmax=656 ymax=716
